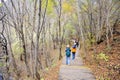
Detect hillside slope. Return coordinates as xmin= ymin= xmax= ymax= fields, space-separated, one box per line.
xmin=84 ymin=25 xmax=120 ymax=80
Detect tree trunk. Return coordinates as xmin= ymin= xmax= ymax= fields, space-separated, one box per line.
xmin=58 ymin=0 xmax=62 ymax=60
xmin=77 ymin=0 xmax=86 ymax=57
xmin=5 ymin=24 xmax=20 ymax=79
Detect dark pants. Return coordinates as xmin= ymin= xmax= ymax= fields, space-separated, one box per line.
xmin=72 ymin=52 xmax=76 ymax=60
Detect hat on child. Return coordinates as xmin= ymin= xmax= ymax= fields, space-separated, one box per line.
xmin=67 ymin=45 xmax=70 ymax=47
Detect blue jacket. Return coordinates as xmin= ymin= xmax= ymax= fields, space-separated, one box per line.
xmin=65 ymin=47 xmax=71 ymax=57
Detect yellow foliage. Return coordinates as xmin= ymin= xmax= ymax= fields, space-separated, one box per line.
xmin=45 ymin=67 xmax=49 ymax=71
xmin=12 ymin=40 xmax=24 ymax=58
xmin=42 ymin=0 xmax=54 ymax=14
xmin=81 ymin=4 xmax=88 ymax=12
xmin=62 ymin=1 xmax=73 ymax=13
xmin=97 ymin=52 xmax=109 ymax=61
xmin=0 ymin=3 xmax=3 ymax=7
xmin=47 ymin=0 xmax=54 ymax=14
xmin=41 ymin=78 xmax=44 ymax=80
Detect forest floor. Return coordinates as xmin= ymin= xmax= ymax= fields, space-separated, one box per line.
xmin=43 ymin=60 xmax=61 ymax=80
xmin=83 ymin=25 xmax=120 ymax=80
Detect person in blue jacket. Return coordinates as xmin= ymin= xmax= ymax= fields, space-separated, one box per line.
xmin=65 ymin=45 xmax=71 ymax=65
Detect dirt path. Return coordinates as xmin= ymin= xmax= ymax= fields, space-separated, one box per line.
xmin=59 ymin=48 xmax=96 ymax=80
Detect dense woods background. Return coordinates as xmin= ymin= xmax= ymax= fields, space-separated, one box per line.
xmin=0 ymin=0 xmax=119 ymax=80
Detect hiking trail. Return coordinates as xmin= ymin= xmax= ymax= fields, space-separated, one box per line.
xmin=59 ymin=48 xmax=96 ymax=80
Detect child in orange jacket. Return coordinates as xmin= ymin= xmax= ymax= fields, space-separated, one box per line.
xmin=71 ymin=44 xmax=76 ymax=60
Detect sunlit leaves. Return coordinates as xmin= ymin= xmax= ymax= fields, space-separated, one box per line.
xmin=12 ymin=40 xmax=24 ymax=58
xmin=42 ymin=0 xmax=54 ymax=15
xmin=40 ymin=78 xmax=44 ymax=80
xmin=81 ymin=4 xmax=88 ymax=12
xmin=45 ymin=67 xmax=49 ymax=71
xmin=47 ymin=0 xmax=54 ymax=14
xmin=62 ymin=1 xmax=73 ymax=13
xmin=0 ymin=62 xmax=4 ymax=67
xmin=97 ymin=52 xmax=109 ymax=61
xmin=64 ymin=23 xmax=76 ymax=38
xmin=65 ymin=23 xmax=75 ymax=32
xmin=0 ymin=3 xmax=2 ymax=7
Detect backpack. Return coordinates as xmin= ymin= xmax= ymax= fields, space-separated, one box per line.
xmin=66 ymin=48 xmax=71 ymax=57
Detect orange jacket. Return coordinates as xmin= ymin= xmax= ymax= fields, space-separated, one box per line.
xmin=71 ymin=48 xmax=76 ymax=52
